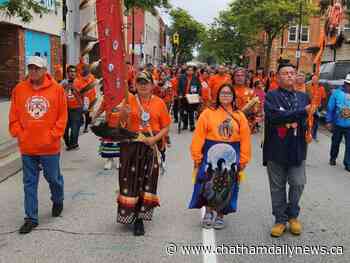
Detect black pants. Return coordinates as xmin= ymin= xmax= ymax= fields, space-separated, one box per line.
xmin=330 ymin=125 xmax=350 ymax=167
xmin=83 ymin=111 xmax=91 ymax=131
xmin=173 ymin=98 xmax=179 ymax=122
xmin=64 ymin=108 xmax=82 ymax=148
xmin=181 ymin=98 xmax=197 ymax=128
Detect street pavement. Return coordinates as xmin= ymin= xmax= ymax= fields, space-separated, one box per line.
xmin=0 ymin=126 xmax=349 ymax=263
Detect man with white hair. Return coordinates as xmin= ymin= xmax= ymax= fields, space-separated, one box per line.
xmin=326 ymin=74 xmax=350 ymax=172
xmin=9 ymin=56 xmax=67 ymax=234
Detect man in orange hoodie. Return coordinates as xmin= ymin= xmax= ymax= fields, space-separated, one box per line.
xmin=9 ymin=56 xmax=68 ymax=234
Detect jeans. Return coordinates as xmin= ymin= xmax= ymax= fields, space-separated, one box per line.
xmin=267 ymin=161 xmax=306 ymax=224
xmin=64 ymin=108 xmax=82 ymax=147
xmin=312 ymin=113 xmax=320 ymax=139
xmin=330 ymin=125 xmax=350 ymax=167
xmin=22 ymin=154 xmax=64 ymax=224
xmin=173 ymin=98 xmax=179 ymax=122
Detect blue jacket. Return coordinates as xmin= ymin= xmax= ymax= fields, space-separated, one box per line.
xmin=263 ymin=88 xmax=310 ymax=166
xmin=326 ymin=87 xmax=350 ymax=128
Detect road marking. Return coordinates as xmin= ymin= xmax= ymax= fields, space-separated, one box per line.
xmin=201 ymin=207 xmax=218 ymax=263
xmin=0 ymin=152 xmax=20 ymax=167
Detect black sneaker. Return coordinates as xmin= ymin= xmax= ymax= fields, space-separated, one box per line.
xmin=190 ymin=126 xmax=195 ymax=132
xmin=329 ymin=159 xmax=336 ymax=166
xmin=19 ymin=220 xmax=38 ymax=234
xmin=345 ymin=166 xmax=350 ymax=172
xmin=52 ymin=203 xmax=63 ymax=217
xmin=70 ymin=145 xmax=80 ymax=151
xmin=133 ymin=218 xmax=145 ymax=236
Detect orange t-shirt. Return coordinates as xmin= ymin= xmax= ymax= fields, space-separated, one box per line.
xmin=200 ymin=79 xmax=210 ymax=103
xmin=208 ymin=74 xmax=232 ymax=101
xmin=74 ymin=74 xmax=97 ymax=105
xmin=310 ymin=84 xmax=327 ymax=108
xmin=171 ymin=77 xmax=179 ymax=97
xmin=127 ymin=95 xmax=171 ymax=133
xmin=9 ymin=74 xmax=68 ymax=155
xmin=234 ymin=85 xmax=255 ymax=110
xmin=269 ymin=77 xmax=279 ymax=91
xmin=191 ymin=107 xmax=251 ymax=165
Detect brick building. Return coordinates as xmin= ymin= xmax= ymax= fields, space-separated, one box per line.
xmin=247 ymin=0 xmax=350 ymax=74
xmin=0 ymin=0 xmax=62 ymax=99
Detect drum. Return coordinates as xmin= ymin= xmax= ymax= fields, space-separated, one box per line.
xmin=185 ymin=94 xmax=200 ymax=104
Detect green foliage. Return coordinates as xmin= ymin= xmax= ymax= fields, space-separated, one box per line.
xmin=198 ymin=10 xmax=253 ymax=65
xmin=169 ymin=7 xmax=206 ymax=64
xmin=124 ymin=0 xmax=171 ymax=12
xmin=0 ymin=0 xmax=51 ymax=23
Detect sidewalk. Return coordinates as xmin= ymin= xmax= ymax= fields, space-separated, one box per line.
xmin=0 ymin=100 xmax=12 ymax=145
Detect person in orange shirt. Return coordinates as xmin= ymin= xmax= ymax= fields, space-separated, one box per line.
xmin=171 ymin=68 xmax=182 ymax=123
xmin=310 ymin=74 xmax=327 ymax=141
xmin=233 ymin=67 xmax=259 ymax=133
xmin=9 ymin=56 xmax=67 ymax=234
xmin=189 ymin=83 xmax=251 ymax=229
xmin=267 ymin=71 xmax=279 ymax=92
xmin=199 ymin=68 xmax=211 ymax=107
xmin=153 ymin=71 xmax=173 ymax=110
xmin=74 ymin=65 xmax=97 ymax=133
xmin=61 ymin=65 xmax=84 ymax=150
xmin=295 ymin=72 xmax=307 ymax=93
xmin=115 ymin=71 xmax=171 ymax=236
xmin=208 ymin=65 xmax=232 ymax=103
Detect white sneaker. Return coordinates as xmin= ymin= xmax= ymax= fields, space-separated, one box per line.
xmin=104 ymin=159 xmax=113 ymax=170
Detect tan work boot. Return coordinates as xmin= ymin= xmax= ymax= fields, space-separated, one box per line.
xmin=271 ymin=223 xmax=286 ymax=238
xmin=288 ymin=218 xmax=302 ymax=235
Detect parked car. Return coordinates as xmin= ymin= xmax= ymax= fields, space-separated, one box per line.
xmin=306 ymin=61 xmax=350 ymax=119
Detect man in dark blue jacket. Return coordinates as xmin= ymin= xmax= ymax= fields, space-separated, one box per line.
xmin=263 ymin=63 xmax=311 ymax=238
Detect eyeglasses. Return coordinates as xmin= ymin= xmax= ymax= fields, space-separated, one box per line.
xmin=219 ymin=92 xmax=234 ymax=97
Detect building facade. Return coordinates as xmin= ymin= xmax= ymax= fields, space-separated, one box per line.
xmin=0 ymin=0 xmax=62 ymax=98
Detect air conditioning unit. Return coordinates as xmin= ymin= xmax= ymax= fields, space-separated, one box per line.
xmin=343 ymin=27 xmax=350 ymax=43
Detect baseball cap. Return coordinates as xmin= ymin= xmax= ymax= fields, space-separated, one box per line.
xmin=344 ymin=74 xmax=350 ymax=84
xmin=136 ymin=71 xmax=153 ymax=83
xmin=27 ymin=56 xmax=47 ymax=68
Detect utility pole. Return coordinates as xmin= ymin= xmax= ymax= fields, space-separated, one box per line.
xmin=296 ymin=0 xmax=303 ymax=71
xmin=62 ymin=0 xmax=68 ymax=78
xmin=131 ymin=7 xmax=135 ymax=65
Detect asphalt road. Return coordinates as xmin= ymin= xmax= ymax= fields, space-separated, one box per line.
xmin=0 ymin=126 xmax=349 ymax=263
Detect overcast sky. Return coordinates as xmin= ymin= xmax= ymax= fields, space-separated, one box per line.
xmin=161 ymin=0 xmax=231 ymax=26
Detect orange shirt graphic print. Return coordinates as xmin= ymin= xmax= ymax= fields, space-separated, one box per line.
xmin=25 ymin=96 xmax=50 ymax=119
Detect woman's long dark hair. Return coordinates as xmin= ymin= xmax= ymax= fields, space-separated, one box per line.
xmin=214 ymin=83 xmax=237 ymax=111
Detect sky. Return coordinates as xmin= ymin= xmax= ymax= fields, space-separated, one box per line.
xmin=161 ymin=0 xmax=231 ymax=26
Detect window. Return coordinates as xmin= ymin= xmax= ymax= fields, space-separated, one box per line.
xmin=288 ymin=25 xmax=309 ymax=43
xmin=288 ymin=26 xmax=298 ymax=42
xmin=301 ymin=26 xmax=309 ymax=42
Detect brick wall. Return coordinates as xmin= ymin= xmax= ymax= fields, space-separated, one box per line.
xmin=0 ymin=24 xmax=21 ymax=99
xmin=50 ymin=35 xmax=63 ymax=81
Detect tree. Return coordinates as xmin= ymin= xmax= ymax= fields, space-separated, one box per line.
xmin=228 ymin=0 xmax=316 ymax=72
xmin=0 ymin=0 xmax=49 ymax=23
xmin=198 ymin=10 xmax=253 ymax=65
xmin=169 ymin=8 xmax=205 ymax=64
xmin=0 ymin=0 xmax=170 ymax=23
xmin=124 ymin=0 xmax=170 ymax=11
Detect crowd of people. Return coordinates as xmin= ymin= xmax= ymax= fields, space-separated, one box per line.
xmin=8 ymin=55 xmax=350 ymax=240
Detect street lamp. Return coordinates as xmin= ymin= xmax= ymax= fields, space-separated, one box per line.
xmin=296 ymin=0 xmax=304 ymax=71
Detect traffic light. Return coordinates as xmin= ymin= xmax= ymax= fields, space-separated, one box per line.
xmin=173 ymin=32 xmax=180 ymax=46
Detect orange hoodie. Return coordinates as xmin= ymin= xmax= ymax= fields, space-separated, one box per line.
xmin=9 ymin=74 xmax=68 ymax=155
xmin=191 ymin=107 xmax=251 ymax=165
